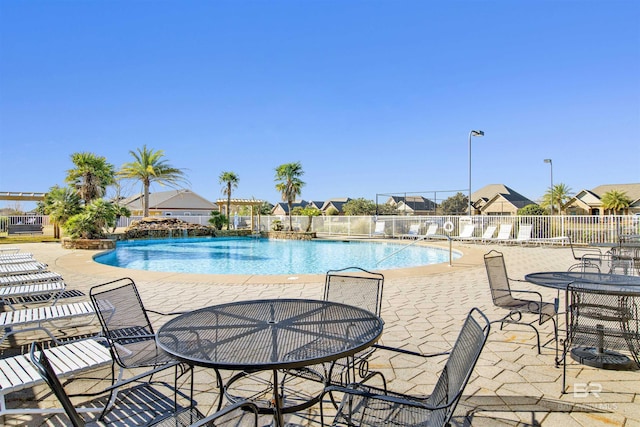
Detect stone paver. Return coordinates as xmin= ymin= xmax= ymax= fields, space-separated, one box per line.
xmin=1 ymin=241 xmax=638 ymax=426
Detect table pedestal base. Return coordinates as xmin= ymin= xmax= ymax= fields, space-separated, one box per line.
xmin=571 ymin=346 xmax=635 ymax=370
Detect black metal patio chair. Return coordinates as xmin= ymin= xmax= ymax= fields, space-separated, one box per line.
xmin=320 ymin=308 xmax=490 ymax=427
xmin=484 ymin=250 xmax=558 ymax=354
xmin=89 ymin=277 xmax=223 ymax=418
xmin=30 ymin=341 xmax=259 ymax=427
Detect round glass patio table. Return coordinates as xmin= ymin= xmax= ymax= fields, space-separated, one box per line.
xmin=525 ymin=271 xmax=640 ymax=370
xmin=155 ymin=298 xmax=384 ymax=427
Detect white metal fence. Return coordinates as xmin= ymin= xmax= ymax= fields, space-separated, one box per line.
xmin=2 ymin=214 xmax=638 ymax=245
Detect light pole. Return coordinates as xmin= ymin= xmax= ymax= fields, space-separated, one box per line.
xmin=544 ymin=158 xmax=553 ymax=215
xmin=468 ymin=130 xmax=484 ymax=215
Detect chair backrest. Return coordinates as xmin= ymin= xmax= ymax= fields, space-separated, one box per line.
xmin=89 ymin=277 xmax=158 ymax=369
xmin=407 ymin=223 xmax=420 ymax=235
xmin=481 ymin=225 xmax=497 ymax=239
xmin=567 ymin=282 xmax=639 ymax=365
xmin=484 ymin=250 xmax=516 ymax=308
xmin=458 ymin=224 xmax=475 ymax=238
xmin=325 ymin=267 xmax=384 ymax=316
xmin=30 ymin=342 xmax=86 ymax=427
xmin=425 ymin=223 xmax=438 ymax=236
xmin=495 ymin=224 xmax=512 ymax=240
xmin=516 ymin=224 xmax=533 ymax=241
xmin=427 ymin=308 xmax=490 ymax=425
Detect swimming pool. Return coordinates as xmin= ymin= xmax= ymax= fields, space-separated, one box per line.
xmin=94 ymin=237 xmax=459 ymax=275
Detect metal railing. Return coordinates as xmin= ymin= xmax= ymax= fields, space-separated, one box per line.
xmin=1 ymin=214 xmax=638 ymax=245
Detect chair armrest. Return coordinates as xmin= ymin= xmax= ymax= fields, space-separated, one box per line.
xmin=185 ymin=400 xmax=260 ymax=427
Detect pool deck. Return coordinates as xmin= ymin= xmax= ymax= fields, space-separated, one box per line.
xmin=2 ymin=240 xmax=640 ymax=426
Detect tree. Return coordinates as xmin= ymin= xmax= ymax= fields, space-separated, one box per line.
xmin=42 ymin=185 xmax=82 ymax=238
xmin=601 ymin=190 xmax=631 ymax=214
xmin=540 ymin=183 xmax=572 ymax=214
xmin=292 ymin=206 xmax=321 ymax=232
xmin=118 ymin=145 xmax=188 ymax=217
xmin=518 ymin=204 xmax=546 ymax=216
xmin=274 ymin=162 xmax=305 ymax=231
xmin=208 ymin=211 xmax=227 ymax=230
xmin=65 ymin=152 xmax=116 ymax=205
xmin=63 ymin=199 xmax=118 ymax=239
xmin=219 ymin=171 xmax=239 ymax=230
xmin=343 ymin=198 xmax=377 ymax=215
xmin=439 ymin=192 xmax=468 ymax=215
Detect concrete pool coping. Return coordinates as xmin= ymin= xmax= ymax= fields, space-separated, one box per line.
xmin=59 ymin=237 xmax=486 ymax=285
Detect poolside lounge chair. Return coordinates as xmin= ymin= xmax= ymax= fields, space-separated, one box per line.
xmin=401 ymin=223 xmax=421 ymax=239
xmin=372 ymin=221 xmax=387 ymax=237
xmin=0 ymin=280 xmax=66 ymax=309
xmin=0 ymin=253 xmax=35 ymax=264
xmin=0 ymin=260 xmax=48 ymax=276
xmin=321 ymin=308 xmax=490 ymax=427
xmin=0 ymin=300 xmax=97 ymax=345
xmin=0 ymin=338 xmax=112 ymax=416
xmin=0 ymin=271 xmax=63 ymax=286
xmin=453 ymin=224 xmax=476 ymax=240
xmin=477 ymin=225 xmax=497 ymax=243
xmin=513 ymin=224 xmax=533 ymax=244
xmin=424 ymin=223 xmax=438 ymax=237
xmin=29 ymin=341 xmax=260 ymax=426
xmin=489 ymin=223 xmax=513 ymax=243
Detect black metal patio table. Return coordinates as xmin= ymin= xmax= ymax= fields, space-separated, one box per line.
xmin=525 ymin=271 xmax=640 ymax=370
xmin=155 ymin=298 xmax=384 ymax=427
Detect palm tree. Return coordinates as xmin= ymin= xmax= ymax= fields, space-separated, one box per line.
xmin=42 ymin=186 xmax=82 ymax=238
xmin=65 ymin=152 xmax=116 ymax=205
xmin=275 ymin=162 xmax=305 ymax=231
xmin=219 ymin=171 xmax=239 ymax=230
xmin=601 ymin=190 xmax=631 ymax=214
xmin=118 ymin=145 xmax=188 ymax=217
xmin=541 ymin=183 xmax=572 ymax=214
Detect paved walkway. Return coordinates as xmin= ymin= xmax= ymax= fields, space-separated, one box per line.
xmin=2 ymin=241 xmax=639 ymax=426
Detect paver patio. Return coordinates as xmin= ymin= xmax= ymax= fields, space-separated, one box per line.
xmin=1 ymin=241 xmax=638 ymax=426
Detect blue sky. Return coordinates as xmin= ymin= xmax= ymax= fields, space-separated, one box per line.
xmin=1 ymin=0 xmax=639 ymax=210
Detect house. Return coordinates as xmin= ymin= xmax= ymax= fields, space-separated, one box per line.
xmin=391 ymin=196 xmax=437 ymax=215
xmin=271 ymin=200 xmax=309 ymax=216
xmin=472 ymin=184 xmax=536 ymax=216
xmin=320 ymin=198 xmax=351 ymax=215
xmin=564 ymin=183 xmax=640 ymax=215
xmin=120 ymin=189 xmax=217 ymax=216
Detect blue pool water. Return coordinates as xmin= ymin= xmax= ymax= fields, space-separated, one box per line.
xmin=94 ymin=237 xmax=459 ymax=275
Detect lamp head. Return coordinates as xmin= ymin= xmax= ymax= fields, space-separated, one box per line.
xmin=470 ymin=130 xmax=484 ymax=137
xmin=544 ymin=158 xmax=552 ymax=164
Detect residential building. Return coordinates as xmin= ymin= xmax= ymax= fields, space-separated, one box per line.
xmin=564 ymin=183 xmax=640 ymax=215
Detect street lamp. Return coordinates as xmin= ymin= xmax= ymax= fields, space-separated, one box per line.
xmin=544 ymin=158 xmax=553 ymax=215
xmin=468 ymin=130 xmax=484 ymax=215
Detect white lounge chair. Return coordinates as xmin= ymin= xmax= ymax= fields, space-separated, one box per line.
xmin=0 ymin=338 xmax=112 ymax=416
xmin=424 ymin=223 xmax=438 ymax=237
xmin=0 ymin=271 xmax=62 ymax=286
xmin=401 ymin=223 xmax=421 ymax=239
xmin=453 ymin=224 xmax=476 ymax=240
xmin=0 ymin=280 xmax=66 ymax=309
xmin=490 ymin=224 xmax=513 ymax=243
xmin=0 ymin=261 xmax=48 ymax=276
xmin=513 ymin=224 xmax=533 ymax=244
xmin=0 ymin=301 xmax=97 ymax=345
xmin=478 ymin=225 xmax=497 ymax=243
xmin=373 ymin=221 xmax=387 ymax=237
xmin=0 ymin=253 xmax=35 ymax=264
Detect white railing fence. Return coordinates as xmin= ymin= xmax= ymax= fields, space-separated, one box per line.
xmin=2 ymin=214 xmax=638 ymax=245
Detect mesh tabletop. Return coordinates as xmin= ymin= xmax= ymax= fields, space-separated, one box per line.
xmin=525 ymin=271 xmax=640 ymax=291
xmin=155 ymin=299 xmax=384 ymax=371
